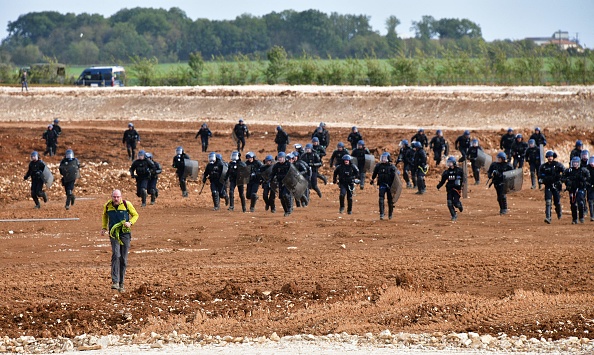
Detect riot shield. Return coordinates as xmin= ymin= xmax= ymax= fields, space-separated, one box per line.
xmin=61 ymin=161 xmax=79 ymax=183
xmin=183 ymin=159 xmax=199 ymax=181
xmin=539 ymin=144 xmax=545 ymax=166
xmin=42 ymin=165 xmax=54 ymax=188
xmin=282 ymin=164 xmax=309 ymax=199
xmin=476 ymin=150 xmax=492 ymax=173
xmin=351 ymin=157 xmax=358 ymax=168
xmin=219 ymin=162 xmax=229 ymax=184
xmin=390 ymin=170 xmax=403 ymax=204
xmin=503 ymin=168 xmax=523 ymax=194
xmin=364 ymin=154 xmax=376 ymax=173
xmin=260 ymin=165 xmax=273 ymax=182
xmin=236 ymin=161 xmax=250 ymax=185
xmin=231 ymin=130 xmax=239 ymax=144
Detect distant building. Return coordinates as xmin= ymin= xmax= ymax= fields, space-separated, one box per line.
xmin=526 ymin=31 xmax=583 ymax=52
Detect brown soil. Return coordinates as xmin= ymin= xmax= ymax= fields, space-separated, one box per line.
xmin=1 ymin=86 xmax=594 ymax=341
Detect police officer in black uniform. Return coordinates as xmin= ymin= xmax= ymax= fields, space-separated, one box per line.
xmin=195 ymin=123 xmax=212 ymax=152
xmin=585 ymin=157 xmax=594 ymax=221
xmin=203 ymin=152 xmax=227 ymax=211
xmin=24 ymin=151 xmax=48 ymax=209
xmin=429 ymin=130 xmax=448 ymax=166
xmin=467 ymin=139 xmax=484 ymax=185
xmin=172 ymin=146 xmax=190 ymax=197
xmin=301 ymin=143 xmax=323 ymax=198
xmin=274 ymin=126 xmax=290 ymax=153
xmin=529 ymin=127 xmax=547 ymax=147
xmin=455 ymin=130 xmax=471 ymax=161
xmin=525 ymin=139 xmax=541 ymax=189
xmin=59 ymin=149 xmax=80 ymax=210
xmin=570 ymin=140 xmax=583 ymax=160
xmin=311 ymin=137 xmax=328 ymax=185
xmin=411 ymin=128 xmax=428 ymax=148
xmin=500 ymin=128 xmax=515 ymax=163
xmin=43 ymin=124 xmax=59 ymax=156
xmin=347 ymin=126 xmax=363 ymax=150
xmin=289 ymin=152 xmax=311 ymax=208
xmin=123 ymin=123 xmax=140 ymax=161
xmin=233 ymin=118 xmax=249 ymax=152
xmin=562 ymin=156 xmax=590 ymax=224
xmin=539 ymin=150 xmax=565 ymax=224
xmin=437 ymin=156 xmax=464 ymax=221
xmin=511 ymin=134 xmax=528 ymax=169
xmin=329 ymin=142 xmax=349 ymax=168
xmin=225 ymin=151 xmax=246 ymax=212
xmin=245 ymin=152 xmax=263 ymax=212
xmin=371 ymin=152 xmax=397 ymax=220
xmin=351 ymin=140 xmax=371 ymax=190
xmin=52 ymin=118 xmax=62 ymax=136
xmin=145 ymin=152 xmax=162 ymax=205
xmin=260 ymin=155 xmax=276 ymax=213
xmin=487 ymin=152 xmax=513 ymax=215
xmin=269 ymin=151 xmax=293 ymax=216
xmin=396 ymin=139 xmax=415 ymax=188
xmin=312 ymin=126 xmax=328 ymax=148
xmin=130 ymin=150 xmax=154 ymax=207
xmin=333 ymin=155 xmax=359 ymax=215
xmin=412 ymin=141 xmax=428 ymax=194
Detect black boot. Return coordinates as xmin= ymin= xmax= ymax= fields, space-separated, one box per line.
xmin=250 ymin=195 xmax=258 ymax=212
xmin=314 ymin=186 xmax=322 ymax=198
xmin=545 ymin=200 xmax=552 ymax=224
xmin=240 ymin=195 xmax=247 ymax=213
xmin=347 ymin=198 xmax=353 ymax=214
xmin=150 ymin=192 xmax=156 ymax=205
xmin=388 ymin=205 xmax=394 ymax=220
xmin=141 ymin=189 xmax=147 ymax=207
xmin=40 ymin=191 xmax=48 ymax=203
xmin=339 ymin=195 xmax=345 ymax=213
xmin=555 ymin=204 xmax=562 ymax=219
xmin=65 ymin=196 xmax=71 ymax=210
xmin=213 ymin=193 xmax=220 ymax=211
xmin=379 ymin=199 xmax=385 ymax=220
xmin=70 ymin=194 xmax=75 ymax=206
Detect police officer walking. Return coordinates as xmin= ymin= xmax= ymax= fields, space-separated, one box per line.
xmin=412 ymin=141 xmax=428 ymax=194
xmin=347 ymin=126 xmax=363 ymax=150
xmin=570 ymin=140 xmax=583 ymax=160
xmin=429 ymin=130 xmax=448 ymax=166
xmin=351 ymin=140 xmax=371 ymax=190
xmin=172 ymin=146 xmax=190 ymax=197
xmin=195 ymin=123 xmax=212 ymax=152
xmin=529 ymin=127 xmax=547 ymax=147
xmin=24 ymin=151 xmax=48 ymax=209
xmin=289 ymin=152 xmax=311 ymax=207
xmin=333 ymin=155 xmax=359 ymax=215
xmin=59 ymin=149 xmax=80 ymax=210
xmin=500 ymin=128 xmax=515 ymax=163
xmin=329 ymin=142 xmax=349 ymax=168
xmin=455 ymin=130 xmax=471 ymax=161
xmin=487 ymin=152 xmax=513 ymax=215
xmin=274 ymin=126 xmax=290 ymax=153
xmin=225 ymin=151 xmax=247 ymax=212
xmin=437 ymin=156 xmax=464 ymax=221
xmin=585 ymin=157 xmax=594 ymax=221
xmin=43 ymin=124 xmax=58 ymax=156
xmin=260 ymin=155 xmax=277 ymax=213
xmin=371 ymin=152 xmax=397 ymax=220
xmin=269 ymin=152 xmax=293 ymax=216
xmin=203 ymin=152 xmax=228 ymax=210
xmin=562 ymin=156 xmax=590 ymax=224
xmin=396 ymin=139 xmax=415 ymax=188
xmin=511 ymin=134 xmax=528 ymax=169
xmin=301 ymin=143 xmax=323 ymax=198
xmin=233 ymin=118 xmax=249 ymax=152
xmin=245 ymin=152 xmax=263 ymax=212
xmin=145 ymin=152 xmax=162 ymax=205
xmin=539 ymin=150 xmax=565 ymax=223
xmin=311 ymin=137 xmax=328 ymax=185
xmin=467 ymin=139 xmax=484 ymax=185
xmin=123 ymin=123 xmax=140 ymax=161
xmin=411 ymin=128 xmax=428 ymax=148
xmin=52 ymin=118 xmax=62 ymax=136
xmin=130 ymin=150 xmax=154 ymax=207
xmin=525 ymin=139 xmax=541 ymax=189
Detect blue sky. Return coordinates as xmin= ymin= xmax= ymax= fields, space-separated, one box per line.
xmin=1 ymin=0 xmax=592 ymax=48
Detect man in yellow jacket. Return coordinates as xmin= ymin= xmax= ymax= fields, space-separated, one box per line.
xmin=101 ymin=189 xmax=139 ymax=293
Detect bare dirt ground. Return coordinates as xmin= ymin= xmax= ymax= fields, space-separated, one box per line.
xmin=1 ymin=86 xmax=594 ymax=342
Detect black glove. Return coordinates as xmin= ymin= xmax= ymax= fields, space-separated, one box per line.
xmin=23 ymin=175 xmax=27 ymax=180
xmin=131 ymin=174 xmax=136 ymax=179
xmin=202 ymin=178 xmax=206 ymax=184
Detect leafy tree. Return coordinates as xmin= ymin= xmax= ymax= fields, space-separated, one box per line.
xmin=385 ymin=16 xmax=401 ymax=56
xmin=265 ymin=45 xmax=288 ymax=84
xmin=66 ymin=40 xmax=100 ymax=65
xmin=188 ymin=51 xmax=205 ymax=80
xmin=389 ymin=56 xmax=418 ymax=85
xmin=411 ymin=16 xmax=436 ymax=40
xmin=129 ymin=55 xmax=158 ymax=85
xmin=11 ymin=44 xmax=42 ymax=65
xmin=433 ymin=18 xmax=482 ymax=39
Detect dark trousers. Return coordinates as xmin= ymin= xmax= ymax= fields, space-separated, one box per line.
xmin=31 ymin=178 xmax=45 ymax=205
xmin=447 ymin=188 xmax=462 ymax=217
xmin=495 ymin=183 xmax=507 ymax=212
xmin=126 ymin=142 xmax=137 ymax=160
xmin=236 ymin=137 xmax=246 ymax=151
xmin=201 ymin=138 xmax=209 ymax=152
xmin=262 ymin=183 xmax=276 ymax=211
xmin=378 ymin=184 xmax=394 ymax=216
xmin=569 ymin=189 xmax=586 ymax=221
xmin=110 ymin=233 xmax=130 ymax=286
xmin=135 ymin=177 xmax=149 ymax=204
xmin=229 ymin=180 xmax=246 ymax=210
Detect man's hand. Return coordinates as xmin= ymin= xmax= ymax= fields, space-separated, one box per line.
xmin=101 ymin=228 xmax=107 ymax=236
xmin=124 ymin=222 xmax=132 ymax=228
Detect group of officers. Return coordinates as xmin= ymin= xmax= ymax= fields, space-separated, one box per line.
xmin=24 ymin=120 xmax=594 ymax=225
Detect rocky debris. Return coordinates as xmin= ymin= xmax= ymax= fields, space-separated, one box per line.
xmin=0 ymin=331 xmax=592 ymax=354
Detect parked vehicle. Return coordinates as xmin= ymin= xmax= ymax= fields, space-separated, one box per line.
xmin=75 ymin=66 xmax=125 ymax=87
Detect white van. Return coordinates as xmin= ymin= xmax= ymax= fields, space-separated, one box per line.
xmin=75 ymin=66 xmax=126 ymax=87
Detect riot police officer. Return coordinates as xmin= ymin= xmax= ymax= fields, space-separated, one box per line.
xmin=123 ymin=123 xmax=140 ymax=161
xmin=274 ymin=126 xmax=290 ymax=153
xmin=437 ymin=156 xmax=464 ymax=221
xmin=233 ymin=118 xmax=249 ymax=152
xmin=329 ymin=142 xmax=349 ymax=168
xmin=269 ymin=151 xmax=293 ymax=216
xmin=301 ymin=143 xmax=323 ymax=198
xmin=412 ymin=141 xmax=428 ymax=194
xmin=455 ymin=130 xmax=471 ymax=161
xmin=52 ymin=118 xmax=62 ymax=136
xmin=525 ymin=139 xmax=541 ymax=189
xmin=586 ymin=157 xmax=594 ymax=221
xmin=538 ymin=150 xmax=565 ymax=224
xmin=347 ymin=126 xmax=363 ymax=150
xmin=245 ymin=152 xmax=263 ymax=212
xmin=580 ymin=150 xmax=590 ymax=168
xmin=396 ymin=139 xmax=415 ymax=188
xmin=487 ymin=152 xmax=513 ymax=215
xmin=203 ymin=152 xmax=227 ymax=211
xmin=289 ymin=152 xmax=311 ymax=208
xmin=411 ymin=128 xmax=428 ymax=148
xmin=260 ymin=155 xmax=276 ymax=213
xmin=562 ymin=156 xmax=590 ymax=224
xmin=351 ymin=140 xmax=371 ymax=190
xmin=500 ymin=128 xmax=515 ymax=163
xmin=529 ymin=127 xmax=547 ymax=147
xmin=333 ymin=155 xmax=360 ymax=215
xmin=130 ymin=150 xmax=154 ymax=207
xmin=145 ymin=152 xmax=162 ymax=205
xmin=24 ymin=151 xmax=48 ymax=209
xmin=172 ymin=146 xmax=190 ymax=197
xmin=42 ymin=124 xmax=58 ymax=157
xmin=59 ymin=149 xmax=80 ymax=210
xmin=225 ymin=151 xmax=246 ymax=212
xmin=311 ymin=137 xmax=328 ymax=185
xmin=570 ymin=140 xmax=583 ymax=160
xmin=371 ymin=152 xmax=397 ymax=220
xmin=429 ymin=130 xmax=448 ymax=166
xmin=467 ymin=139 xmax=484 ymax=185
xmin=195 ymin=123 xmax=212 ymax=152
xmin=510 ymin=134 xmax=528 ymax=169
